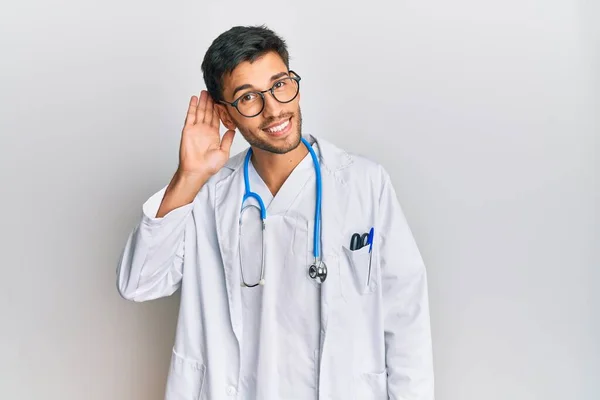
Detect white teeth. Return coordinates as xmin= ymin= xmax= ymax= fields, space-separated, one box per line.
xmin=265 ymin=119 xmax=290 ymax=133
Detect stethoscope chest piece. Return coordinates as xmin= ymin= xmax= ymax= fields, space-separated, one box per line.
xmin=308 ymin=260 xmax=327 ymax=283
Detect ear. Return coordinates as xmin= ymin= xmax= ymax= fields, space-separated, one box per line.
xmin=215 ymin=104 xmax=237 ymax=131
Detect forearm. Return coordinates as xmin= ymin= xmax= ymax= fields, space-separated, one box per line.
xmin=377 ymin=168 xmax=435 ymax=399
xmin=156 ymin=170 xmax=209 ymax=218
xmin=117 ymin=183 xmax=196 ymax=301
xmin=384 ymin=266 xmax=434 ymax=399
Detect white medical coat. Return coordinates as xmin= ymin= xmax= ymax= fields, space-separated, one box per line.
xmin=237 ymin=147 xmax=322 ymax=399
xmin=117 ymin=134 xmax=434 ymax=400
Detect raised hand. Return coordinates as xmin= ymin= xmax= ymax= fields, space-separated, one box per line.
xmin=155 ymin=91 xmax=235 ymax=218
xmin=178 ymin=90 xmax=236 ymax=178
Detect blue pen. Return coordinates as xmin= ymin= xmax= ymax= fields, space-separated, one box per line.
xmin=367 ymin=227 xmax=374 ymax=285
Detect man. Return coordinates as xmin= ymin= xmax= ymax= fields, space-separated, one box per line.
xmin=117 ymin=25 xmax=434 ymax=399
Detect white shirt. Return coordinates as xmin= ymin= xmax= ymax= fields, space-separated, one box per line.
xmin=239 ymin=144 xmax=321 ymax=399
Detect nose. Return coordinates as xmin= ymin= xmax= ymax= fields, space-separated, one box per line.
xmin=261 ymin=91 xmax=283 ymax=118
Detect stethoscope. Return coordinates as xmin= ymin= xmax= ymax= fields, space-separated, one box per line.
xmin=238 ymin=137 xmax=327 ymax=287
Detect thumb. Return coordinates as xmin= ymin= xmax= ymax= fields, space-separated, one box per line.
xmin=220 ymin=129 xmax=236 ymax=155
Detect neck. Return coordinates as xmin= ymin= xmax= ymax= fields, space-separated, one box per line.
xmin=251 ymin=142 xmax=308 ymax=196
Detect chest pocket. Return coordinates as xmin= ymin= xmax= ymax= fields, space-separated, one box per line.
xmin=337 ymin=187 xmax=380 ymax=297
xmin=342 ymin=243 xmax=378 ymax=295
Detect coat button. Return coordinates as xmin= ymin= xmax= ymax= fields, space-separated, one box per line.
xmin=226 ymin=385 xmax=237 ymax=396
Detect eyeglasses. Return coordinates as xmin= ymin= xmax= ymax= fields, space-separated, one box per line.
xmin=220 ymin=71 xmax=301 ymax=118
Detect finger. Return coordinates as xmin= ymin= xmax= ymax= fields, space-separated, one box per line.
xmin=220 ymin=129 xmax=236 ymax=154
xmin=184 ymin=95 xmax=198 ymax=126
xmin=195 ymin=90 xmax=208 ymax=122
xmin=204 ymin=94 xmax=214 ymax=126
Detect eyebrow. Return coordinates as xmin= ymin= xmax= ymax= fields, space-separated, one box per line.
xmin=231 ymin=71 xmax=289 ymax=99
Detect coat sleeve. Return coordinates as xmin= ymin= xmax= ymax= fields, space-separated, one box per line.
xmin=116 ymin=185 xmax=195 ymax=302
xmin=377 ymin=168 xmax=435 ymax=399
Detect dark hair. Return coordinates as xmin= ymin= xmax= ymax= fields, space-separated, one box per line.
xmin=201 ymin=25 xmax=290 ymax=102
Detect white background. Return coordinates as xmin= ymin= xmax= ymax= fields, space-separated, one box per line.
xmin=1 ymin=0 xmax=598 ymax=399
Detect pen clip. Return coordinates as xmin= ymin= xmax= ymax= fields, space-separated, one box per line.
xmin=366 ymin=227 xmax=374 ymax=285
xmin=367 ymin=227 xmax=374 ymax=253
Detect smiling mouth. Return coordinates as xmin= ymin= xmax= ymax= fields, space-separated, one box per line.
xmin=262 ymin=117 xmax=292 ymax=134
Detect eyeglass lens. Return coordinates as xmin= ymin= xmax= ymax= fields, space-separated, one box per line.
xmin=236 ymin=77 xmax=299 ymax=117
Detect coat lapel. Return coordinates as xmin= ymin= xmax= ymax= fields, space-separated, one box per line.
xmin=214 ymin=152 xmax=247 ymax=346
xmin=318 ymin=164 xmax=350 ymax=322
xmin=310 ymin=136 xmax=354 ymax=397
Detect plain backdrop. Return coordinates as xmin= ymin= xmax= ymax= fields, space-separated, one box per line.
xmin=1 ymin=0 xmax=598 ymax=399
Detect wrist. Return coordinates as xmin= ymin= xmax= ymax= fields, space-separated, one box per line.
xmin=173 ymin=168 xmax=211 ymax=189
xmin=166 ymin=171 xmax=207 ymax=201
xmin=155 ymin=170 xmax=207 ymax=218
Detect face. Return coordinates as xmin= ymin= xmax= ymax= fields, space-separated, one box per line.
xmin=217 ymin=51 xmax=302 ymax=155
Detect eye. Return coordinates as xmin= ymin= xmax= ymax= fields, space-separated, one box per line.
xmin=273 ymin=80 xmax=287 ymax=89
xmin=240 ymin=92 xmax=258 ymax=103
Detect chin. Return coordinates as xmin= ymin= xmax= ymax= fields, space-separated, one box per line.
xmin=267 ymin=133 xmax=301 ymax=154
xmin=249 ymin=129 xmax=302 ymax=155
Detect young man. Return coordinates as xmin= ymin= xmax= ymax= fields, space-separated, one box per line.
xmin=117 ymin=25 xmax=434 ymax=400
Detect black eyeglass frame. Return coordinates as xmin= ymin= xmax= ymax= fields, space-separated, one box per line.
xmin=219 ymin=70 xmax=301 ymax=118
